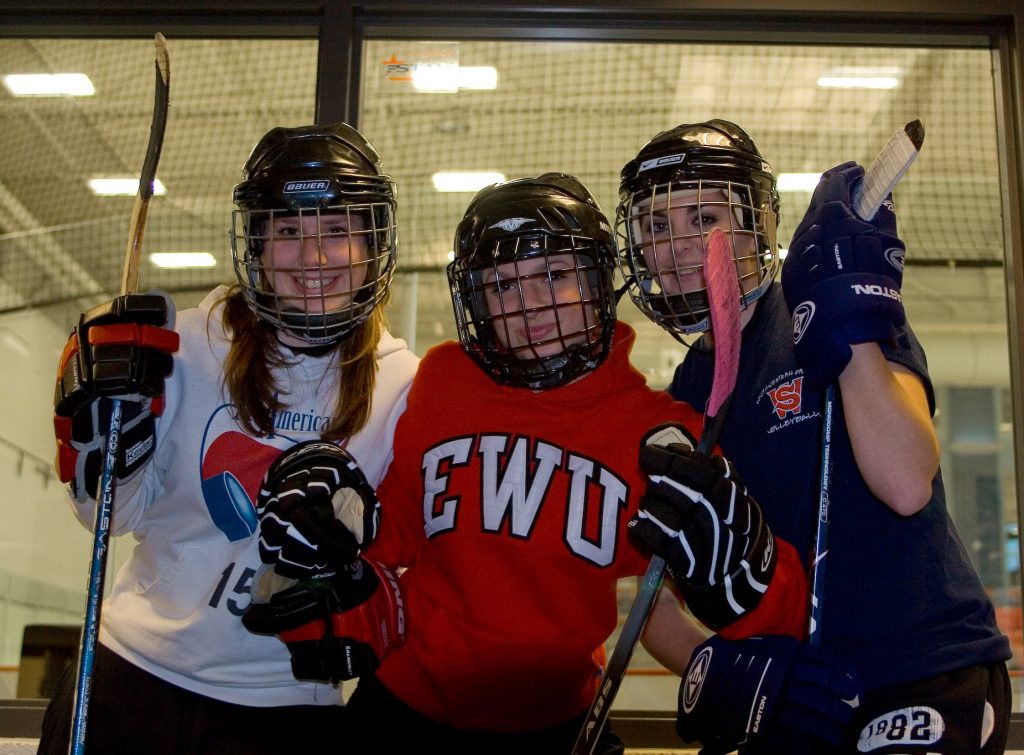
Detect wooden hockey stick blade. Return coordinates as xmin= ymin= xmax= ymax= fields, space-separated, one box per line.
xmin=121 ymin=33 xmax=170 ymax=296
xmin=571 ymin=231 xmax=742 ymax=755
xmin=853 ymin=119 xmax=924 ymax=222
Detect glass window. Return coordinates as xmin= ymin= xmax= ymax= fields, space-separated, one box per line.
xmin=0 ymin=30 xmax=1017 ymax=715
xmin=0 ymin=36 xmax=317 ymax=696
xmin=358 ymin=38 xmax=1017 ymax=709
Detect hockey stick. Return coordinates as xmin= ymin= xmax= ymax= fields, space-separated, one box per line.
xmin=69 ymin=33 xmax=169 ymax=755
xmin=807 ymin=119 xmax=925 ymax=647
xmin=571 ymin=228 xmax=742 ymax=755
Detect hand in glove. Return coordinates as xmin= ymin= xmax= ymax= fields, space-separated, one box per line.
xmin=53 ymin=291 xmax=179 ymax=502
xmin=629 ymin=427 xmax=776 ymax=630
xmin=242 ymin=559 xmax=404 ymax=684
xmin=257 ymin=441 xmax=380 ymax=579
xmin=781 ymin=161 xmax=906 ymax=388
xmin=677 ymin=634 xmax=861 ymax=755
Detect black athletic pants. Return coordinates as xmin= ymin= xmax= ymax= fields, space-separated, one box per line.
xmin=740 ymin=660 xmax=1012 ymax=755
xmin=345 ymin=672 xmax=626 ymax=755
xmin=841 ymin=661 xmax=1012 ymax=755
xmin=37 ymin=644 xmax=346 ymax=755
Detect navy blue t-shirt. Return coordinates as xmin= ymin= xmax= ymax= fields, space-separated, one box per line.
xmin=670 ymin=282 xmax=1010 ymax=690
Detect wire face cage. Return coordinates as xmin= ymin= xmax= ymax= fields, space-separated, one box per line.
xmin=449 ymin=235 xmax=614 ymax=389
xmin=616 ymin=179 xmax=778 ymax=340
xmin=230 ymin=203 xmax=397 ymax=344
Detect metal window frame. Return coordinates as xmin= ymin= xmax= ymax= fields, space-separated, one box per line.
xmin=1 ymin=0 xmax=1022 ymax=746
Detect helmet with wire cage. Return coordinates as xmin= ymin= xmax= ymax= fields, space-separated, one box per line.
xmin=230 ymin=121 xmax=397 ymax=344
xmin=448 ymin=173 xmax=617 ymax=389
xmin=616 ymin=119 xmax=779 ymax=339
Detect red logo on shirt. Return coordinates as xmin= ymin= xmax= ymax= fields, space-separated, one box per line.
xmin=767 ymin=378 xmax=803 ymax=418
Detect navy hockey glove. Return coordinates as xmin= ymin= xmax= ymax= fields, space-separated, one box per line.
xmin=781 ymin=161 xmax=906 ymax=388
xmin=242 ymin=559 xmax=405 ymax=684
xmin=257 ymin=441 xmax=380 ymax=579
xmin=53 ymin=292 xmax=178 ymax=503
xmin=630 ymin=437 xmax=776 ymax=630
xmin=677 ymin=634 xmax=861 ymax=755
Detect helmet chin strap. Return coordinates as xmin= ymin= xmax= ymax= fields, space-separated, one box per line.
xmin=276 ymin=307 xmax=350 ymax=346
xmin=612 ymin=279 xmax=632 ymax=304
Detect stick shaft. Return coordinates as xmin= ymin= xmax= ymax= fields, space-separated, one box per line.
xmin=571 ymin=232 xmax=740 ymax=755
xmin=807 ymin=385 xmax=834 ymax=646
xmin=808 ymin=119 xmax=924 ymax=646
xmin=570 ymin=553 xmax=667 ymax=754
xmin=69 ymin=400 xmax=121 ymax=753
xmin=69 ymin=34 xmax=169 ymax=755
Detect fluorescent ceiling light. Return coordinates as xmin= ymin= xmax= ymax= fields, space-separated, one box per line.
xmin=149 ymin=252 xmax=217 ymax=269
xmin=88 ymin=178 xmax=166 ymax=196
xmin=3 ymin=73 xmax=95 ymax=96
xmin=413 ymin=66 xmax=498 ymax=92
xmin=817 ymin=66 xmax=903 ymax=89
xmin=777 ymin=173 xmax=822 ymax=191
xmin=432 ymin=171 xmax=505 ymax=192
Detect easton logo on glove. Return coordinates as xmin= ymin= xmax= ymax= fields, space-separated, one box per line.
xmin=791 ymin=302 xmax=815 ymax=346
xmin=850 ymin=282 xmax=902 ymax=302
xmin=884 ymin=245 xmax=905 ymax=272
xmin=681 ymin=644 xmax=713 ymax=714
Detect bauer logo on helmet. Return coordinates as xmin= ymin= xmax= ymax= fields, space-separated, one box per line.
xmin=283 ymin=180 xmax=331 ymax=193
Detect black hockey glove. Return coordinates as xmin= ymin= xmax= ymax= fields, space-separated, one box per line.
xmin=257 ymin=441 xmax=380 ymax=579
xmin=676 ymin=634 xmax=861 ymax=755
xmin=629 ymin=434 xmax=776 ymax=630
xmin=781 ymin=161 xmax=906 ymax=388
xmin=53 ymin=291 xmax=178 ymax=503
xmin=242 ymin=559 xmax=405 ymax=684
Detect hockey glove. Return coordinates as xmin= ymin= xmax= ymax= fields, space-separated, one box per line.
xmin=257 ymin=441 xmax=380 ymax=579
xmin=781 ymin=161 xmax=907 ymax=389
xmin=242 ymin=559 xmax=405 ymax=684
xmin=53 ymin=291 xmax=179 ymax=503
xmin=630 ymin=438 xmax=776 ymax=631
xmin=677 ymin=634 xmax=861 ymax=755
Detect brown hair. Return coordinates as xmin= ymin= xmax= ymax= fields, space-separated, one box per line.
xmin=217 ymin=285 xmax=387 ymax=441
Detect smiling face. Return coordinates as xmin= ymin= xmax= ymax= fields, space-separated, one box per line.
xmin=262 ymin=209 xmax=370 ymax=316
xmin=633 ymin=187 xmax=760 ymax=298
xmin=479 ymin=251 xmax=599 ymax=361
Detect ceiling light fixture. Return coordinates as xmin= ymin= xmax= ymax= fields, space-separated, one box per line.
xmin=413 ymin=66 xmax=498 ymax=93
xmin=3 ymin=73 xmax=95 ymax=96
xmin=88 ymin=178 xmax=166 ymax=196
xmin=817 ymin=66 xmax=904 ymax=89
xmin=432 ymin=171 xmax=505 ymax=192
xmin=149 ymin=252 xmax=217 ymax=269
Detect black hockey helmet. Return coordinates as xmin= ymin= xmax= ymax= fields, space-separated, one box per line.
xmin=448 ymin=172 xmax=617 ymax=390
xmin=616 ymin=119 xmax=780 ymax=338
xmin=230 ymin=122 xmax=397 ymax=344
